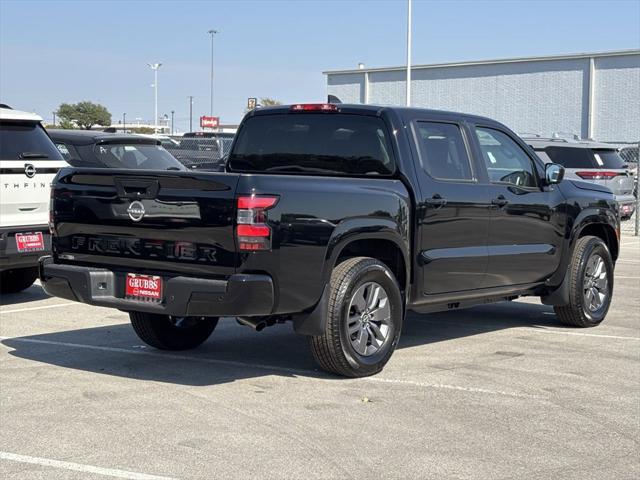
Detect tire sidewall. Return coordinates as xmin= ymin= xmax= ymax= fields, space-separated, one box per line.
xmin=335 ymin=262 xmax=403 ymax=374
xmin=576 ymin=239 xmax=614 ymax=325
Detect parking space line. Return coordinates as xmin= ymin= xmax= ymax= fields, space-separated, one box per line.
xmin=0 ymin=336 xmax=538 ymax=399
xmin=0 ymin=303 xmax=76 ymax=315
xmin=0 ymin=451 xmax=177 ymax=480
xmin=615 ymin=276 xmax=640 ymax=279
xmin=529 ymin=328 xmax=640 ymax=340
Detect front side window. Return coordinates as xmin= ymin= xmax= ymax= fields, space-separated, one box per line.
xmin=228 ymin=114 xmax=395 ymax=176
xmin=416 ymin=122 xmax=473 ymax=180
xmin=476 ymin=127 xmax=537 ymax=187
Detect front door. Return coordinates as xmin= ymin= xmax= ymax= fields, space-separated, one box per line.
xmin=413 ymin=120 xmax=492 ymax=295
xmin=472 ymin=126 xmax=564 ymax=287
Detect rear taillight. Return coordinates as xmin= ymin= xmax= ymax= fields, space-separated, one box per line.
xmin=236 ymin=195 xmax=278 ymax=251
xmin=290 ymin=103 xmax=338 ymax=112
xmin=576 ymin=171 xmax=621 ymax=180
xmin=48 ymin=187 xmax=55 ymax=235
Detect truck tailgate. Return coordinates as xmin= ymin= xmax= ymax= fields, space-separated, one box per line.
xmin=51 ymin=169 xmax=240 ymax=277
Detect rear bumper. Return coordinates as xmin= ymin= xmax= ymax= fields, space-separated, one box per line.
xmin=38 ymin=256 xmax=274 ymax=317
xmin=0 ymin=225 xmax=51 ymax=272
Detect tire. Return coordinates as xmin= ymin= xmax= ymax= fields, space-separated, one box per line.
xmin=129 ymin=312 xmax=218 ymax=350
xmin=310 ymin=257 xmax=404 ymax=377
xmin=554 ymin=236 xmax=614 ymax=328
xmin=0 ymin=267 xmax=38 ymax=294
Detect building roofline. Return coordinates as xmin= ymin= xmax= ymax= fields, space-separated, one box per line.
xmin=323 ymin=49 xmax=640 ymax=75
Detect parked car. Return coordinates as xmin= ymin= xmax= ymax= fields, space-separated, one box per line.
xmin=525 ymin=137 xmax=636 ymax=219
xmin=170 ymin=131 xmax=234 ymax=169
xmin=40 ymin=104 xmax=619 ymax=377
xmin=48 ymin=130 xmax=186 ymax=170
xmin=618 ymin=144 xmax=638 ymax=198
xmin=0 ymin=105 xmax=68 ymax=293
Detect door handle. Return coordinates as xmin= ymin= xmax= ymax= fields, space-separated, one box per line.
xmin=491 ymin=195 xmax=508 ymax=207
xmin=426 ymin=194 xmax=447 ymax=208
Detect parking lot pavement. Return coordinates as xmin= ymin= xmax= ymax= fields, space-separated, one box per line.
xmin=0 ymin=237 xmax=638 ymax=480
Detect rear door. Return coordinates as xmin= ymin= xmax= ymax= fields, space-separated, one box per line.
xmin=411 ymin=119 xmax=491 ymax=294
xmin=472 ymin=126 xmax=563 ymax=287
xmin=0 ymin=121 xmax=68 ymax=227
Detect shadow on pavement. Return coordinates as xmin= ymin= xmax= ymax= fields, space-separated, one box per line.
xmin=2 ymin=300 xmax=560 ymax=386
xmin=0 ymin=283 xmax=51 ymax=307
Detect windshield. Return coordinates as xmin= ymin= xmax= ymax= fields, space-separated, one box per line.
xmin=0 ymin=121 xmax=63 ymax=160
xmin=92 ymin=143 xmax=185 ymax=170
xmin=229 ymin=113 xmax=395 ymax=176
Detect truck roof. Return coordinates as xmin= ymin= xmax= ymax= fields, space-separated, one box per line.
xmin=0 ymin=107 xmax=43 ymax=122
xmin=249 ymin=103 xmax=503 ymax=126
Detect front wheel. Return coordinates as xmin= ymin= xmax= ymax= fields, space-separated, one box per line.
xmin=554 ymin=236 xmax=614 ymax=327
xmin=129 ymin=312 xmax=218 ymax=350
xmin=310 ymin=257 xmax=404 ymax=377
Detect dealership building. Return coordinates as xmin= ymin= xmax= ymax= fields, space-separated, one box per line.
xmin=325 ymin=49 xmax=640 ymax=143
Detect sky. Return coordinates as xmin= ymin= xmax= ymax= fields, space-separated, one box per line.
xmin=1 ymin=0 xmax=639 ymax=132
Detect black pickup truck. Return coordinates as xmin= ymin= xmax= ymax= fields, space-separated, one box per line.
xmin=40 ymin=103 xmax=619 ymax=377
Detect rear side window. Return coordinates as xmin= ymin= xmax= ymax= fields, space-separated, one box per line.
xmin=0 ymin=122 xmax=63 ymax=161
xmin=544 ymin=147 xmax=594 ymax=168
xmin=229 ymin=114 xmax=395 ymax=176
xmin=415 ymin=122 xmax=473 ymax=180
xmin=591 ymin=150 xmax=626 ymax=169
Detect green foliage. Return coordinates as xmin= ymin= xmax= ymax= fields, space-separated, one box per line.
xmin=57 ymin=101 xmax=112 ymax=129
xmin=128 ymin=127 xmax=155 ymax=134
xmin=259 ymin=97 xmax=282 ymax=107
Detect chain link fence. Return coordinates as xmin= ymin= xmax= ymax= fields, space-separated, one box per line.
xmin=618 ymin=144 xmax=639 ymax=236
xmin=163 ymin=135 xmax=234 ymax=170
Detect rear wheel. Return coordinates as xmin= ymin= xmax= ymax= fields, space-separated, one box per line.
xmin=0 ymin=267 xmax=38 ymax=294
xmin=129 ymin=312 xmax=218 ymax=350
xmin=554 ymin=236 xmax=614 ymax=327
xmin=310 ymin=257 xmax=404 ymax=377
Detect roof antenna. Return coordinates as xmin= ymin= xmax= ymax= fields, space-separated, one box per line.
xmin=328 ymin=95 xmax=342 ymax=104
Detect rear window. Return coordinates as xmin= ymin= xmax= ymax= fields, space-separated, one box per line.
xmin=228 ymin=114 xmax=395 ymax=176
xmin=0 ymin=122 xmax=63 ymax=161
xmin=591 ymin=150 xmax=626 ymax=169
xmin=543 ymin=146 xmax=594 ymax=168
xmin=92 ymin=144 xmax=185 ymax=170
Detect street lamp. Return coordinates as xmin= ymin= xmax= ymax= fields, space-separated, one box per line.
xmin=207 ymin=29 xmax=218 ymax=118
xmin=123 ymin=113 xmax=126 ymax=132
xmin=405 ymin=0 xmax=412 ymax=107
xmin=170 ymin=110 xmax=175 ymax=135
xmin=147 ymin=62 xmax=162 ymax=132
xmin=187 ymin=96 xmax=194 ymax=132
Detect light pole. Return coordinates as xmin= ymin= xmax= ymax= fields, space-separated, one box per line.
xmin=123 ymin=113 xmax=126 ymax=133
xmin=207 ymin=29 xmax=218 ymax=119
xmin=52 ymin=111 xmax=57 ymax=126
xmin=147 ymin=62 xmax=162 ymax=132
xmin=187 ymin=96 xmax=194 ymax=132
xmin=406 ymin=0 xmax=412 ymax=107
xmin=171 ymin=110 xmax=175 ymax=135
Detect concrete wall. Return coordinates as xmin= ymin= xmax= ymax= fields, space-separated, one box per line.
xmin=326 ymin=53 xmax=640 ymax=143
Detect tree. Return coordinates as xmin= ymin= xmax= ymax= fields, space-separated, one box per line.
xmin=259 ymin=97 xmax=281 ymax=107
xmin=57 ymin=101 xmax=112 ymax=129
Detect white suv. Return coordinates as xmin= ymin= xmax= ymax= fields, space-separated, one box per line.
xmin=0 ymin=105 xmax=68 ymax=293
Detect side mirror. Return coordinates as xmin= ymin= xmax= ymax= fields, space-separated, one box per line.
xmin=545 ymin=163 xmax=564 ymax=185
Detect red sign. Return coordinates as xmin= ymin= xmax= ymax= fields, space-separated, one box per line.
xmin=200 ymin=116 xmax=220 ymax=128
xmin=15 ymin=232 xmax=45 ymax=252
xmin=125 ymin=274 xmax=163 ymax=301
